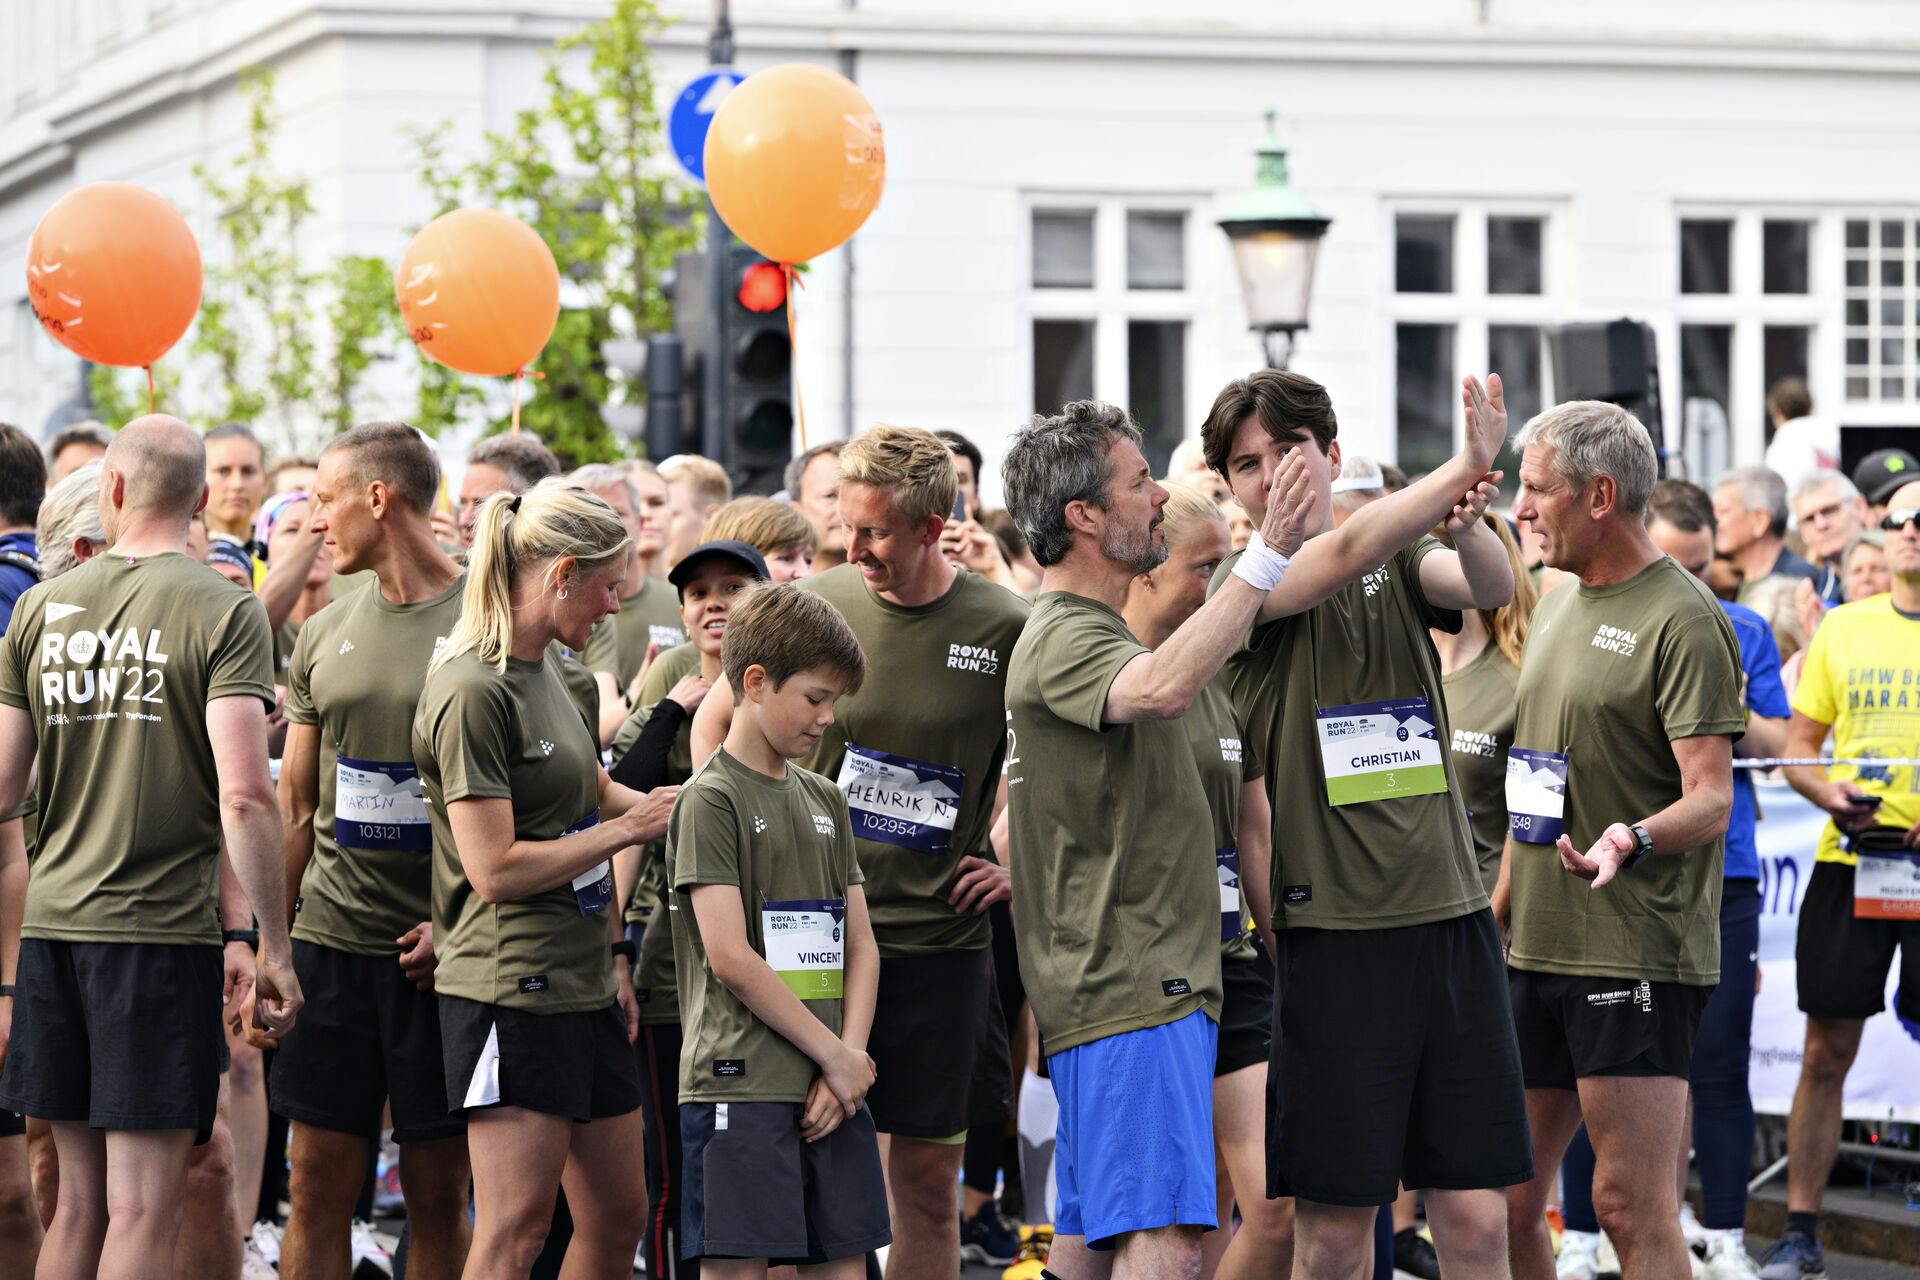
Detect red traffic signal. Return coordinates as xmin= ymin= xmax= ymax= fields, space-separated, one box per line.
xmin=736 ymin=261 xmax=787 ymax=314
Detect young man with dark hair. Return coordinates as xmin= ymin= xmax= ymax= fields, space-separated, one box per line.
xmin=0 ymin=423 xmax=46 ymax=633
xmin=45 ymin=421 xmax=112 ymax=483
xmin=1203 ymin=368 xmax=1524 ymax=1280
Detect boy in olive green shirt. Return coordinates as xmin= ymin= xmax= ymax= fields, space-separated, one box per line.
xmin=670 ymin=583 xmax=889 ymax=1273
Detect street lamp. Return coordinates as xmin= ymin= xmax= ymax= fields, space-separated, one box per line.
xmin=1217 ymin=110 xmax=1331 ymax=370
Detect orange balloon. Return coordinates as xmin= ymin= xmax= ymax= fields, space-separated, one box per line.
xmin=395 ymin=208 xmax=559 ymax=377
xmin=704 ymin=63 xmax=885 ymax=264
xmin=25 ymin=182 xmax=202 ymax=368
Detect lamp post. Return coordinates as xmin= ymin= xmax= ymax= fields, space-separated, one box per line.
xmin=1217 ymin=110 xmax=1331 ymax=370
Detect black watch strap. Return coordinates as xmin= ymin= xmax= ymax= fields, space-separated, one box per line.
xmin=0 ymin=983 xmax=16 ymax=997
xmin=222 ymin=928 xmax=260 ymax=950
xmin=611 ymin=939 xmax=637 ymax=962
xmin=1619 ymin=824 xmax=1654 ymax=872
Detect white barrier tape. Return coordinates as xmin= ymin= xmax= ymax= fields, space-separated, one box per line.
xmin=1734 ymin=757 xmax=1920 ymax=769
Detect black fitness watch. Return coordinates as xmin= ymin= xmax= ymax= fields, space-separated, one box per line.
xmin=1617 ymin=824 xmax=1654 ymax=873
xmin=222 ymin=928 xmax=260 ymax=951
xmin=611 ymin=939 xmax=637 ymax=963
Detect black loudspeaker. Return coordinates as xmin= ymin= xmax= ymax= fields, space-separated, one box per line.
xmin=1547 ymin=319 xmax=1667 ymax=470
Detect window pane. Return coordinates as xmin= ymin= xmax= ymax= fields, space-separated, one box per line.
xmin=1883 ymin=298 xmax=1904 ymax=326
xmin=1881 ymin=258 xmax=1906 ymax=288
xmin=1489 ymin=324 xmax=1544 ymax=423
xmin=1127 ymin=321 xmax=1187 ymax=475
xmin=1881 ymin=219 xmax=1905 ymax=249
xmin=1681 ymin=325 xmax=1734 ymax=480
xmin=1033 ymin=320 xmax=1094 ymax=414
xmin=1487 ymin=216 xmax=1544 ymax=295
xmin=1679 ymin=219 xmax=1732 ymax=294
xmin=1846 ymin=337 xmax=1870 ymax=366
xmin=1395 ymin=215 xmax=1454 ymax=293
xmin=1846 ymin=259 xmax=1869 ymax=287
xmin=1762 ymin=326 xmax=1811 ymax=441
xmin=1881 ymin=377 xmax=1906 ymax=401
xmin=1126 ymin=211 xmax=1186 ymax=291
xmin=1032 ymin=210 xmax=1095 ymax=289
xmin=1395 ymin=323 xmax=1455 ymax=476
xmin=1846 ymin=219 xmax=1870 ymax=249
xmin=1847 ymin=298 xmax=1868 ymax=325
xmin=1762 ymin=220 xmax=1811 ymax=294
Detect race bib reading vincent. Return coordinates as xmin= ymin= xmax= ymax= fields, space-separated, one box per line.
xmin=1217 ymin=847 xmax=1244 ymax=942
xmin=1505 ymin=747 xmax=1570 ymax=844
xmin=563 ymin=811 xmax=613 ymax=916
xmin=835 ymin=744 xmax=965 ymax=854
xmin=1314 ymin=697 xmax=1448 ymax=807
xmin=761 ymin=899 xmax=846 ymax=1000
xmin=335 ymin=757 xmax=431 ymax=851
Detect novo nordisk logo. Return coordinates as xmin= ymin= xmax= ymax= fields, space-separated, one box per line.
xmin=1590 ymin=624 xmax=1638 ymax=657
xmin=946 ymin=643 xmax=1000 ymax=675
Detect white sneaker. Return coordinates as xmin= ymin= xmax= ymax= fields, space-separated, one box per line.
xmin=1681 ymin=1201 xmax=1712 ymax=1254
xmin=1558 ymin=1230 xmax=1602 ymax=1280
xmin=241 ymin=1239 xmax=278 ymax=1280
xmin=248 ymin=1220 xmax=282 ymax=1268
xmin=1594 ymin=1232 xmax=1623 ymax=1278
xmin=349 ymin=1220 xmax=392 ymax=1275
xmin=1704 ymin=1234 xmax=1763 ymax=1280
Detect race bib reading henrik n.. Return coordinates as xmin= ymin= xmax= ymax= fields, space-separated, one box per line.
xmin=835 ymin=744 xmax=965 ymax=854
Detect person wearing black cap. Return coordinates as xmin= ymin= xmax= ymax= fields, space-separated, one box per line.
xmin=607 ymin=539 xmax=769 ymax=1279
xmin=1852 ymin=448 xmax=1919 ymax=524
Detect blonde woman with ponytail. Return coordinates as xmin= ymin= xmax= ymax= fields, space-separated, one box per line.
xmin=1119 ymin=483 xmax=1294 ymax=1280
xmin=1430 ymin=512 xmax=1537 ymax=895
xmin=411 ymin=478 xmax=679 ymax=1280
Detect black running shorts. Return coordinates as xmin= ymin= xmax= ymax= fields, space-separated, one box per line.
xmin=439 ymin=995 xmax=641 ymax=1122
xmin=1508 ymin=968 xmax=1712 ymax=1090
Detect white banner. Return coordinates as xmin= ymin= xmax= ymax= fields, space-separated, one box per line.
xmin=1750 ymin=777 xmax=1920 ymax=1121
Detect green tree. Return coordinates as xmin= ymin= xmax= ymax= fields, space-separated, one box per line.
xmin=407 ymin=0 xmax=698 ymax=466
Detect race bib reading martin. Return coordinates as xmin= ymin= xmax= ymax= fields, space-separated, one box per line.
xmin=1314 ymin=697 xmax=1448 ymax=807
xmin=762 ymin=899 xmax=846 ymax=999
xmin=834 ymin=744 xmax=965 ymax=854
xmin=335 ymin=757 xmax=431 ymax=852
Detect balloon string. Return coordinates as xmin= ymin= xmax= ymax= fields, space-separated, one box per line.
xmin=785 ymin=264 xmax=807 ymax=451
xmin=511 ymin=370 xmax=523 ymax=434
xmin=145 ymin=366 xmax=155 ymax=415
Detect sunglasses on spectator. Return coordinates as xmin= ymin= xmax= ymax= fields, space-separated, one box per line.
xmin=1881 ymin=508 xmax=1919 ymax=533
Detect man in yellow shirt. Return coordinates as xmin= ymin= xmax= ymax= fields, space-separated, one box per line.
xmin=1768 ymin=480 xmax=1920 ymax=1280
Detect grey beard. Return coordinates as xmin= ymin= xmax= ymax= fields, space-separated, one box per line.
xmin=1104 ymin=521 xmax=1167 ymax=575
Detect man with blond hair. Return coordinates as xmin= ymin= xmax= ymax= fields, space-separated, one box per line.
xmin=657 ymin=454 xmax=732 ymax=569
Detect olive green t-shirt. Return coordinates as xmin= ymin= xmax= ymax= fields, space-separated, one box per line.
xmin=584 ymin=576 xmax=685 ymax=689
xmin=1005 ymin=591 xmax=1221 ymax=1055
xmin=1508 ymin=556 xmax=1744 ymax=986
xmin=671 ymin=748 xmax=863 ymax=1102
xmin=274 ymin=618 xmax=302 ymax=682
xmin=798 ymin=564 xmax=1029 ymax=956
xmin=0 ymin=553 xmax=275 ymax=944
xmin=414 ymin=647 xmax=612 ymax=1012
xmin=612 ymin=694 xmax=699 ymax=1023
xmin=1211 ymin=538 xmax=1485 ymax=931
xmin=284 ymin=573 xmax=465 ymax=955
xmin=554 ymin=644 xmax=601 ymax=735
xmin=1183 ymin=679 xmax=1265 ymax=963
xmin=1442 ymin=639 xmax=1521 ymax=895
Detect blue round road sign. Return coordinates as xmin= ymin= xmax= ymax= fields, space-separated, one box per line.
xmin=669 ymin=68 xmax=747 ymax=186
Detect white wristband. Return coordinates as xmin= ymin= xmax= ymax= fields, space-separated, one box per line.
xmin=1231 ymin=530 xmax=1291 ymax=592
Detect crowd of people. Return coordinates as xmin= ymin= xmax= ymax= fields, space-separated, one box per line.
xmin=0 ymin=367 xmax=1913 ymax=1280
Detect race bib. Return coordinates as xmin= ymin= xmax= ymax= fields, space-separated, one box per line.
xmin=1314 ymin=697 xmax=1447 ymax=806
xmin=835 ymin=744 xmax=964 ymax=854
xmin=1505 ymin=747 xmax=1569 ymax=844
xmin=335 ymin=757 xmax=431 ymax=851
xmin=1217 ymin=847 xmax=1244 ymax=942
xmin=762 ymin=899 xmax=846 ymax=1000
xmin=563 ymin=811 xmax=613 ymax=916
xmin=1854 ymin=852 xmax=1920 ymax=920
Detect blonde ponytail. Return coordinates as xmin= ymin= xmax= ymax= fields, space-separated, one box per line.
xmin=1155 ymin=480 xmax=1226 ymax=554
xmin=433 ymin=477 xmax=633 ymax=674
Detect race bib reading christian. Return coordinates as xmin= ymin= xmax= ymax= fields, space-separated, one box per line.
xmin=1217 ymin=847 xmax=1244 ymax=942
xmin=563 ymin=811 xmax=613 ymax=916
xmin=835 ymin=744 xmax=964 ymax=854
xmin=761 ymin=899 xmax=846 ymax=1000
xmin=1314 ymin=697 xmax=1447 ymax=807
xmin=1505 ymin=747 xmax=1569 ymax=844
xmin=335 ymin=757 xmax=431 ymax=852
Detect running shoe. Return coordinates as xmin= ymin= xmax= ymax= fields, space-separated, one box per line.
xmin=1757 ymin=1231 xmax=1826 ymax=1280
xmin=1681 ymin=1201 xmax=1712 ymax=1255
xmin=349 ymin=1219 xmax=393 ymax=1279
xmin=248 ymin=1220 xmax=283 ymax=1268
xmin=960 ymin=1202 xmax=1021 ymax=1267
xmin=1394 ymin=1226 xmax=1443 ymax=1280
xmin=1556 ymin=1229 xmax=1602 ymax=1280
xmin=1704 ymin=1234 xmax=1764 ymax=1280
xmin=1595 ymin=1231 xmax=1623 ymax=1278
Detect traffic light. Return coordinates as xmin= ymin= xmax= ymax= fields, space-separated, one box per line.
xmin=724 ymin=244 xmax=793 ymax=491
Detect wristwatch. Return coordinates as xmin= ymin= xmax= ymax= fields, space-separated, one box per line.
xmin=610 ymin=939 xmax=637 ymax=963
xmin=222 ymin=928 xmax=260 ymax=951
xmin=1617 ymin=824 xmax=1654 ymax=873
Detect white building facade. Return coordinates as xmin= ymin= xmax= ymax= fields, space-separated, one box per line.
xmin=5 ymin=0 xmax=1920 ymax=490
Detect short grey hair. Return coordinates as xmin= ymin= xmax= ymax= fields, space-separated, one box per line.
xmin=569 ymin=463 xmax=640 ymax=511
xmin=1791 ymin=468 xmax=1861 ymax=509
xmin=783 ymin=442 xmax=843 ymax=501
xmin=468 ymin=432 xmax=560 ymax=494
xmin=1842 ymin=528 xmax=1885 ymax=566
xmin=1002 ymin=400 xmax=1142 ymax=566
xmin=1515 ymin=400 xmax=1658 ymax=518
xmin=36 ymin=460 xmax=105 ymax=580
xmin=1714 ymin=464 xmax=1789 ymax=538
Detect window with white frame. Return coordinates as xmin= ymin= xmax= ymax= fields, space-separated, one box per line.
xmin=1390 ymin=204 xmax=1559 ymax=482
xmin=1028 ymin=201 xmax=1195 ymax=475
xmin=1843 ymin=215 xmax=1918 ymax=406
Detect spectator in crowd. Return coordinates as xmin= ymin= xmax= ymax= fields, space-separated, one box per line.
xmin=456 ymin=433 xmax=561 ymax=545
xmin=1760 ymin=379 xmax=1838 ymax=493
xmin=657 ymin=454 xmax=732 ymax=569
xmin=784 ymin=441 xmax=846 ymax=569
xmin=267 ymin=455 xmax=320 ymax=498
xmin=1840 ymin=530 xmax=1889 ymax=603
xmin=936 ymin=429 xmax=985 ymax=519
xmin=205 ymin=423 xmax=270 ymax=546
xmin=1379 ymin=461 xmax=1409 ymax=493
xmin=1852 ymin=448 xmax=1919 ymax=525
xmin=1330 ymin=454 xmax=1386 ymax=524
xmin=0 ymin=424 xmax=44 ymax=631
xmin=1789 ymin=471 xmax=1866 ymax=607
xmin=44 ymin=421 xmax=111 ymax=482
xmin=1713 ymin=466 xmax=1817 ymax=660
xmin=979 ymin=508 xmax=1044 ymax=595
xmin=701 ymin=496 xmax=818 ymax=582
